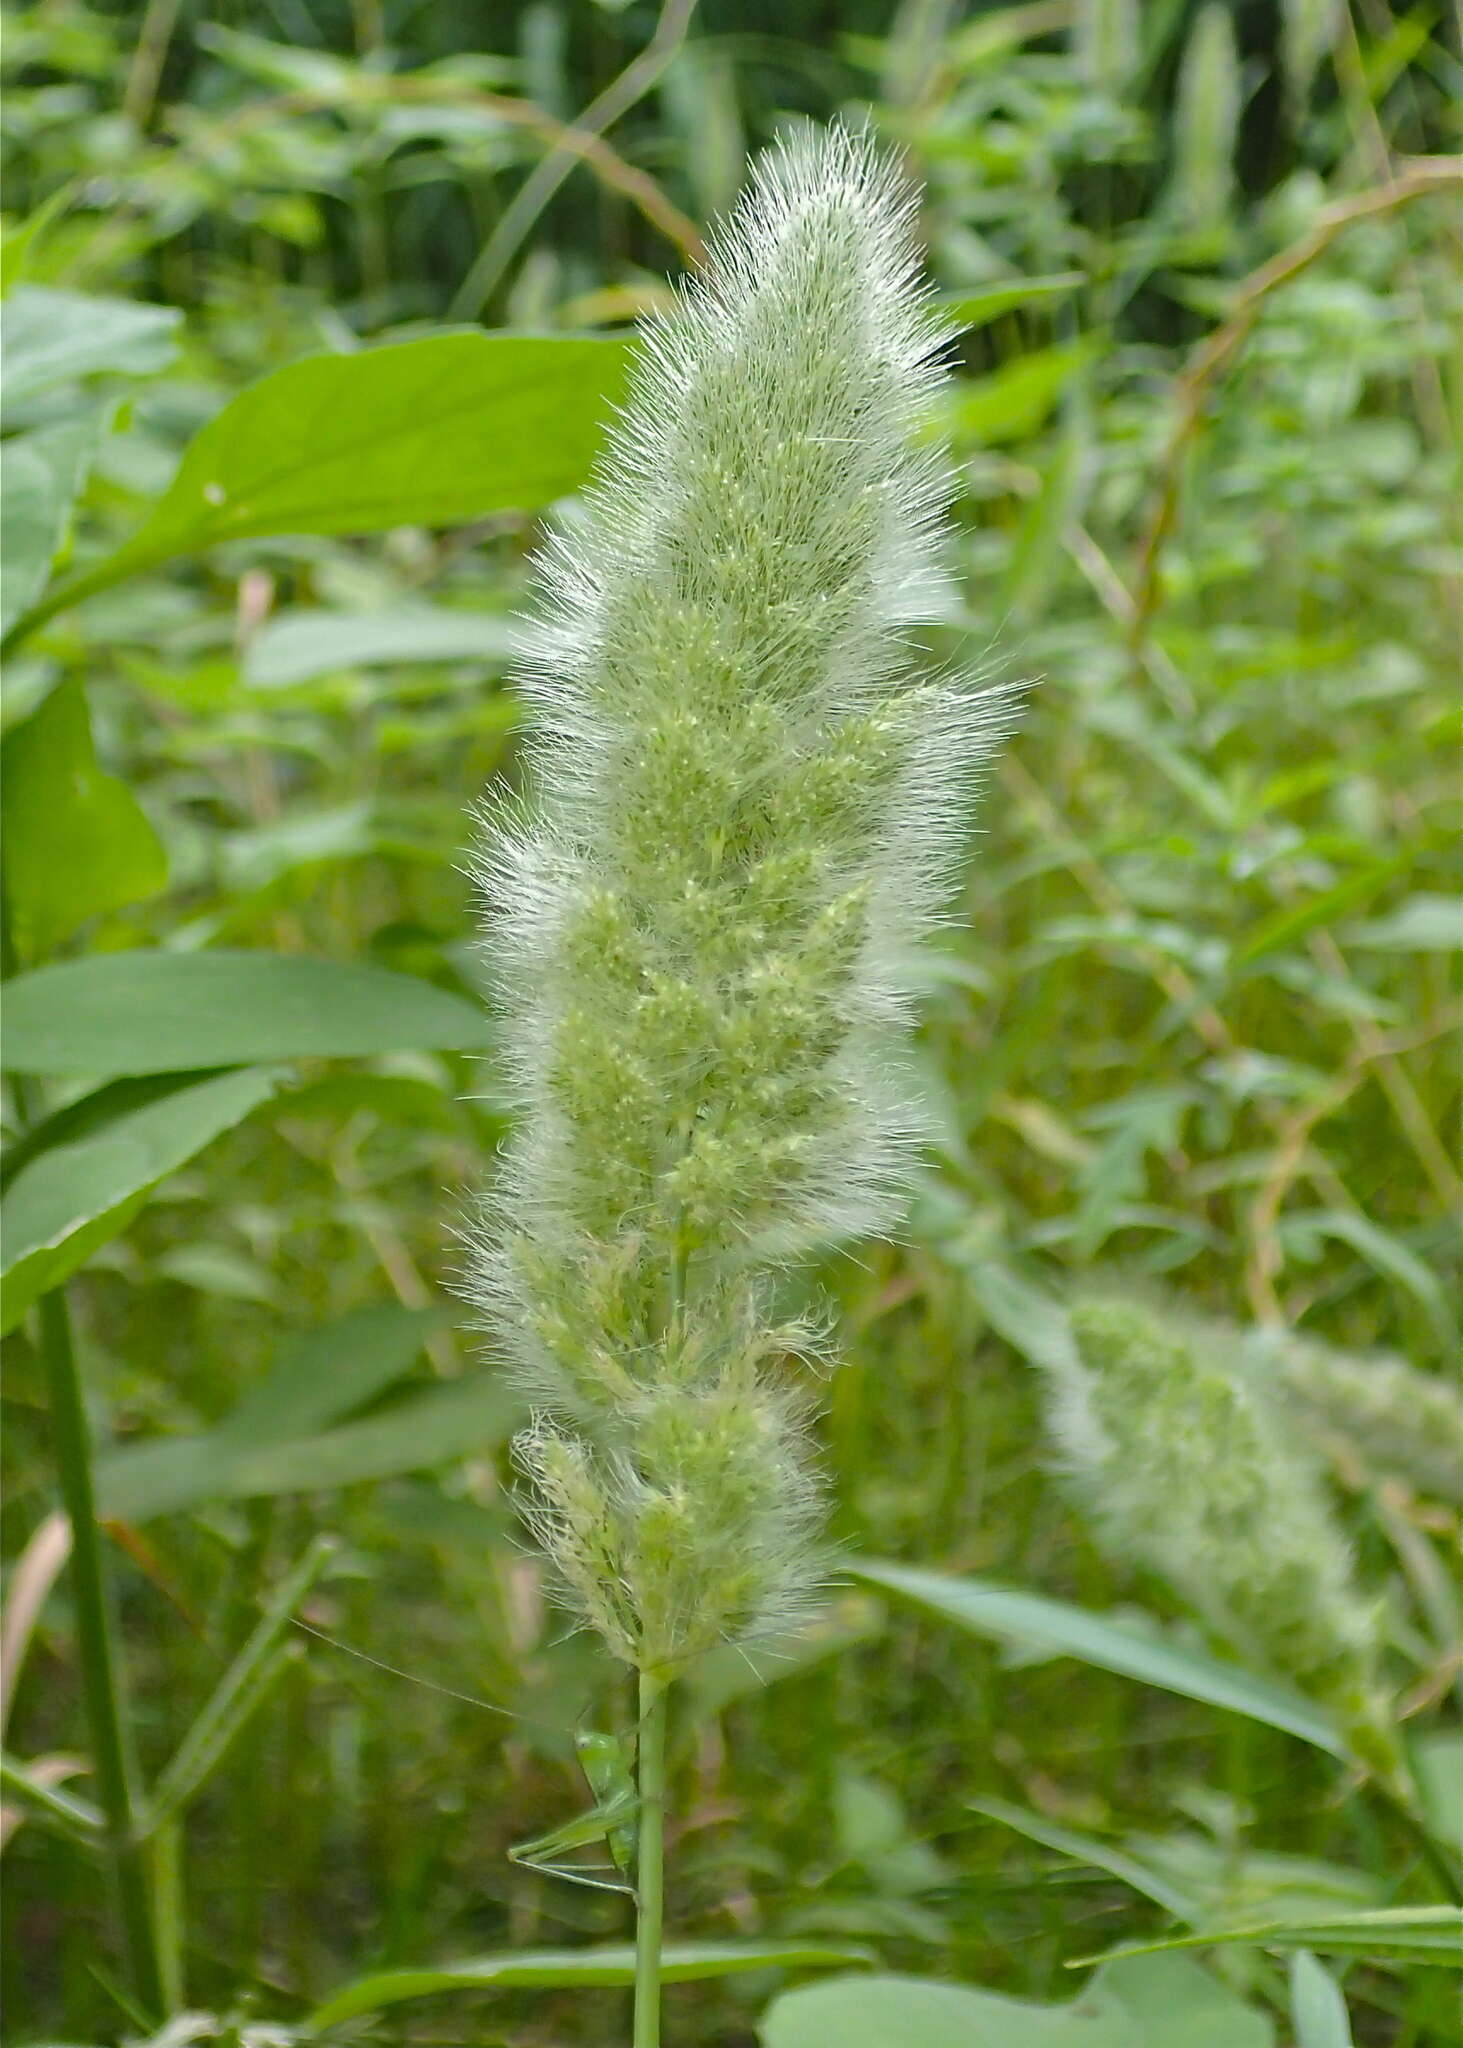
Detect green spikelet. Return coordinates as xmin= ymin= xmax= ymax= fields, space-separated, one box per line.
xmin=1052 ymin=1297 xmax=1405 ymax=1785
xmin=467 ymin=125 xmax=1013 ymax=1676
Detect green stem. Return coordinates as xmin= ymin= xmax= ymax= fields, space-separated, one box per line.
xmin=39 ymin=1284 xmax=166 ymax=2018
xmin=632 ymin=1672 xmax=669 ymax=2048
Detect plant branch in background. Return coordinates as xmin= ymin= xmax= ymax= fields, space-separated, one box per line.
xmin=1130 ymin=157 xmax=1463 ymax=647
xmin=449 ymin=0 xmax=701 ymax=318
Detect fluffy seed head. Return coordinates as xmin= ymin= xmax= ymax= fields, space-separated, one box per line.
xmin=1048 ymin=1296 xmax=1404 ymax=1784
xmin=467 ymin=124 xmax=1013 ymax=1673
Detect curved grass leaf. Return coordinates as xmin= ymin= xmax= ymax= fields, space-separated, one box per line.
xmin=0 ymin=1067 xmax=278 ymax=1334
xmin=970 ymin=1798 xmax=1196 ymax=1919
xmin=1073 ymin=1905 xmax=1463 ymax=1969
xmin=850 ymin=1561 xmax=1344 ymax=1755
xmin=307 ymin=1941 xmax=874 ymax=2030
xmin=1 ymin=950 xmax=493 ymax=1075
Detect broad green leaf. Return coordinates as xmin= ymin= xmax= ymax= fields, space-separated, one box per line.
xmin=0 ymin=681 xmax=167 ymax=957
xmin=1344 ymin=893 xmax=1463 ymax=953
xmin=0 ymin=285 xmax=181 ymax=410
xmin=849 ymin=1562 xmax=1345 ymax=1755
xmin=307 ymin=1941 xmax=874 ymax=2029
xmin=1289 ymin=1952 xmax=1353 ymax=2048
xmin=761 ymin=1954 xmax=1274 ymax=2048
xmin=62 ymin=332 xmax=631 ymax=598
xmin=946 ymin=339 xmax=1102 ymax=446
xmin=0 ymin=1068 xmax=277 ymax=1334
xmin=95 ymin=1374 xmax=520 ymax=1523
xmin=1 ymin=1071 xmax=223 ymax=1195
xmin=243 ymin=605 xmax=519 ymax=689
xmin=1075 ymin=1905 xmax=1463 ymax=1969
xmin=1 ymin=950 xmax=494 ymax=1075
xmin=0 ymin=406 xmax=111 ymax=635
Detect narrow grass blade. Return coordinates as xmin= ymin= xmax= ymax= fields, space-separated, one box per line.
xmin=1072 ymin=1905 xmax=1463 ymax=1968
xmin=850 ymin=1561 xmax=1345 ymax=1754
xmin=305 ymin=1941 xmax=874 ymax=2030
xmin=971 ymin=1797 xmax=1197 ymax=1918
xmin=145 ymin=1535 xmax=334 ymax=1829
xmin=1 ymin=1749 xmax=104 ymax=1839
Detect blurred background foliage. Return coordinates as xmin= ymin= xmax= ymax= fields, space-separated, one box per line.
xmin=2 ymin=1 xmax=1460 ymax=2043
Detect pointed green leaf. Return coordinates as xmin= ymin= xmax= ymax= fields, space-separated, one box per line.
xmin=54 ymin=332 xmax=631 ymax=600
xmin=850 ymin=1561 xmax=1345 ymax=1755
xmin=1 ymin=950 xmax=494 ymax=1075
xmin=0 ymin=1067 xmax=278 ymax=1333
xmin=1 ymin=682 xmax=167 ymax=957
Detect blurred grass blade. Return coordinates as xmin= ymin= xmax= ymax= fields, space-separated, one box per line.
xmin=1073 ymin=1905 xmax=1463 ymax=1968
xmin=95 ymin=1377 xmax=522 ymax=1523
xmin=1289 ymin=1950 xmax=1354 ymax=2048
xmin=935 ymin=272 xmax=1085 ymax=331
xmin=971 ymin=1797 xmax=1197 ymax=1918
xmin=1 ymin=1749 xmax=105 ymax=1840
xmin=0 ymin=1068 xmax=279 ymax=1335
xmin=1 ymin=951 xmax=494 ymax=1076
xmin=146 ymin=1537 xmax=334 ymax=1829
xmin=850 ymin=1561 xmax=1345 ymax=1754
xmin=306 ymin=1941 xmax=874 ymax=2029
xmin=222 ymin=1304 xmax=440 ymax=1447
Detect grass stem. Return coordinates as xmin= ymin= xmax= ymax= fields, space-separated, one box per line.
xmin=633 ymin=1672 xmax=668 ymax=2048
xmin=39 ymin=1286 xmax=166 ymax=2018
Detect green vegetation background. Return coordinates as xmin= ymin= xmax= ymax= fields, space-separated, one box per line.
xmin=2 ymin=2 xmax=1459 ymax=2043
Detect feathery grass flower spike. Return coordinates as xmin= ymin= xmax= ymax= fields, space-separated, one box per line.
xmin=1049 ymin=1296 xmax=1406 ymax=1793
xmin=467 ymin=122 xmax=1013 ymax=2042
